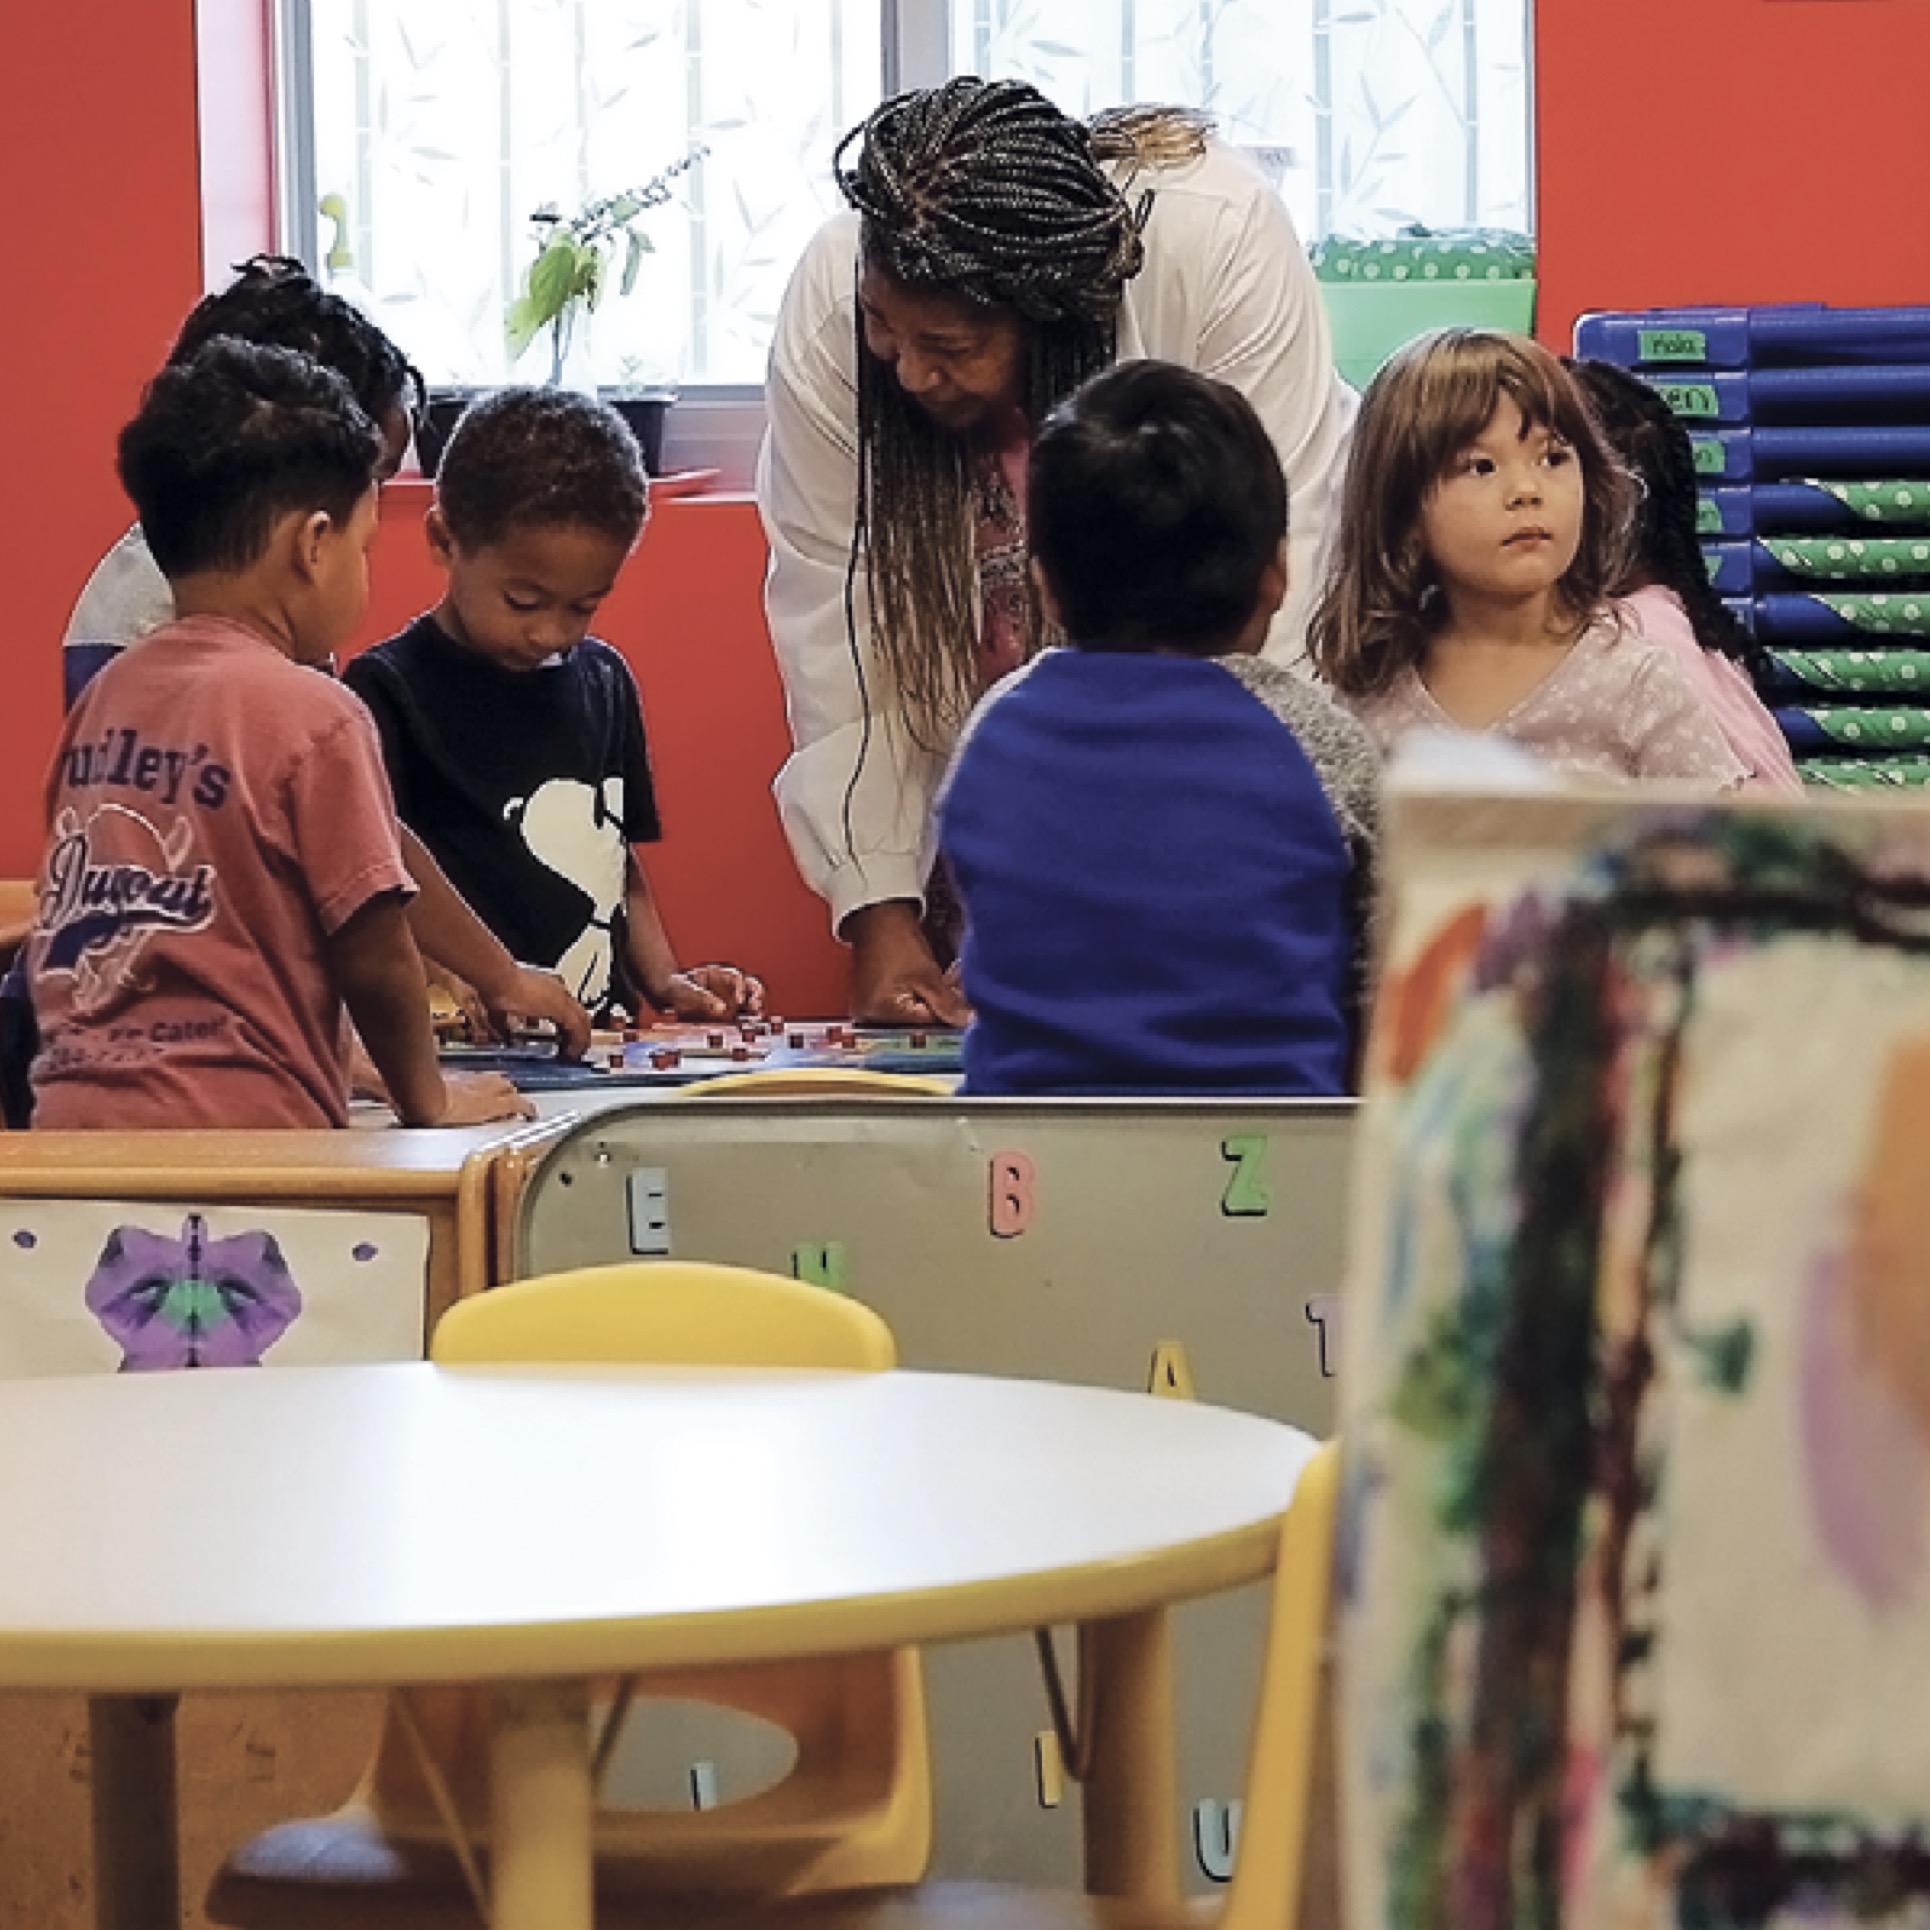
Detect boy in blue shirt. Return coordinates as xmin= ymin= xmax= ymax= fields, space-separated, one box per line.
xmin=939 ymin=360 xmax=1378 ymax=1095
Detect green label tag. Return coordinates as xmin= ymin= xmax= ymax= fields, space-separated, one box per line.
xmin=1691 ymin=436 xmax=1726 ymax=476
xmin=1654 ymin=381 xmax=1719 ymax=419
xmin=790 ymin=1242 xmax=849 ymax=1291
xmin=1638 ymin=327 xmax=1708 ymax=363
xmin=1696 ymin=497 xmax=1722 ymax=534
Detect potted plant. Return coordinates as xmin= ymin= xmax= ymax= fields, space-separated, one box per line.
xmin=413 ymin=148 xmax=704 ymax=478
xmin=512 ymin=149 xmax=704 ymax=470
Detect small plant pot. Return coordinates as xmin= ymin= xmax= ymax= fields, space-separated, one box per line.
xmin=600 ymin=388 xmax=677 ymax=477
xmin=410 ymin=385 xmax=676 ymax=480
xmin=412 ymin=387 xmax=483 ymax=479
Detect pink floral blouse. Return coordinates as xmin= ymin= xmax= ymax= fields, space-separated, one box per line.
xmin=1349 ymin=616 xmax=1751 ymax=788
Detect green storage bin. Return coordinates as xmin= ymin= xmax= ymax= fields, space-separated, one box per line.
xmin=1312 ymin=228 xmax=1537 ymax=392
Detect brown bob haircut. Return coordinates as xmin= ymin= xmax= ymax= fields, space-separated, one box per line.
xmin=1308 ymin=328 xmax=1634 ymax=698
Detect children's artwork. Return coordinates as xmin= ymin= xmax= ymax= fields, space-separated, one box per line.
xmin=0 ymin=1200 xmax=429 ymax=1374
xmin=1340 ymin=779 xmax=1930 ymax=1930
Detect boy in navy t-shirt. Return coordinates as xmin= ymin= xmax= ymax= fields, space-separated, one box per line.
xmin=939 ymin=360 xmax=1379 ymax=1095
xmin=345 ymin=388 xmax=761 ymax=1021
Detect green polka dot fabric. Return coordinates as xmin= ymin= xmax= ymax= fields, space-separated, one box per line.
xmin=1794 ymin=707 xmax=1930 ymax=749
xmin=1770 ymin=649 xmax=1930 ymax=695
xmin=1799 ymin=755 xmax=1930 ymax=790
xmin=1310 ymin=226 xmax=1535 ymax=285
xmin=1813 ymin=593 xmax=1930 ymax=634
xmin=1809 ymin=480 xmax=1930 ymax=526
xmin=1764 ymin=537 xmax=1930 ymax=581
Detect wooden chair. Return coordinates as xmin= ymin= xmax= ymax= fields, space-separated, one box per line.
xmin=207 ymin=1262 xmax=932 ymax=1928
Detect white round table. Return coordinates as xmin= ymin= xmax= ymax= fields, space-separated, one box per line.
xmin=0 ymin=1363 xmax=1315 ymax=1930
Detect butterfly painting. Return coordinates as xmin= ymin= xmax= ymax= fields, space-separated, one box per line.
xmin=83 ymin=1211 xmax=303 ymax=1369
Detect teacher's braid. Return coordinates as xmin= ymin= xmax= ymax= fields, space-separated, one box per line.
xmin=835 ymin=80 xmax=1208 ymax=747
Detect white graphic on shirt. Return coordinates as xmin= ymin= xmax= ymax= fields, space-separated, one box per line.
xmin=38 ymin=805 xmax=216 ymax=1014
xmin=504 ymin=776 xmax=627 ymax=1005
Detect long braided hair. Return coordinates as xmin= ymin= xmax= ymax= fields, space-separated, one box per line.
xmin=834 ymin=79 xmax=1208 ymax=748
xmin=1565 ymin=356 xmax=1772 ymax=686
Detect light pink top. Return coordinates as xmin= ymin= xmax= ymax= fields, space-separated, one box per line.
xmin=1617 ymin=586 xmax=1803 ymax=795
xmin=1350 ymin=616 xmax=1750 ymax=788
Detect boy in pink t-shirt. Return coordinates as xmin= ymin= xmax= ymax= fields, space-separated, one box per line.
xmin=24 ymin=340 xmax=524 ymax=1130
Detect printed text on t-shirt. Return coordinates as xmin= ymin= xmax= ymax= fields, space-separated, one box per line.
xmin=60 ymin=727 xmax=232 ymax=808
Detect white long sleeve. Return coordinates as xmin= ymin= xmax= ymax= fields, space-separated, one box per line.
xmin=757 ymin=141 xmax=1356 ymax=932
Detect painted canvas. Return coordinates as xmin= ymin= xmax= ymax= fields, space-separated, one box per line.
xmin=0 ymin=1200 xmax=429 ymax=1373
xmin=1341 ymin=779 xmax=1930 ymax=1930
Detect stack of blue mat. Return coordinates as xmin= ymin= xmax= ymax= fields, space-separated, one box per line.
xmin=1574 ymin=304 xmax=1930 ymax=789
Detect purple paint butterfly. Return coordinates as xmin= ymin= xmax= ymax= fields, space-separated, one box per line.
xmin=84 ymin=1213 xmax=303 ymax=1370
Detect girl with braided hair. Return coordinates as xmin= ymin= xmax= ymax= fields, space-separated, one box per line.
xmin=1566 ymin=356 xmax=1802 ymax=794
xmin=759 ymin=78 xmax=1354 ymax=1025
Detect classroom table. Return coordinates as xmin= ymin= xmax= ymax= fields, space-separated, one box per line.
xmin=0 ymin=1362 xmax=1315 ymax=1930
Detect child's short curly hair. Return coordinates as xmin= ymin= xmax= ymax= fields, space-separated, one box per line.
xmin=118 ymin=338 xmax=384 ymax=579
xmin=434 ymin=388 xmax=649 ymax=553
xmin=170 ymin=255 xmax=425 ymax=434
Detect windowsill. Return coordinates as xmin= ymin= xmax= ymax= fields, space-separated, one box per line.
xmin=384 ymin=471 xmax=755 ymax=507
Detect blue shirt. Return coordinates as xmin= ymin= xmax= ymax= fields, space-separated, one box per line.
xmin=940 ymin=650 xmax=1355 ymax=1096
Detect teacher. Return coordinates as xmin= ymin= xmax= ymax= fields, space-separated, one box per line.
xmin=758 ymin=78 xmax=1355 ymax=1024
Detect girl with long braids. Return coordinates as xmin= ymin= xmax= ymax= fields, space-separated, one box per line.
xmin=1565 ymin=356 xmax=1803 ymax=793
xmin=759 ymin=78 xmax=1355 ymax=1025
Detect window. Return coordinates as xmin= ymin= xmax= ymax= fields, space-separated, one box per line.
xmin=282 ymin=0 xmax=1528 ymax=399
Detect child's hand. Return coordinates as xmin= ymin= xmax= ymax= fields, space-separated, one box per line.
xmin=482 ymin=964 xmax=593 ymax=1061
xmin=435 ymin=1070 xmax=535 ymax=1125
xmin=426 ymin=964 xmax=489 ymax=1042
xmin=656 ymin=966 xmax=766 ymax=1022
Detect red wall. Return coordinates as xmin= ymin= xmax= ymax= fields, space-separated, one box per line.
xmin=0 ymin=5 xmax=204 ymax=875
xmin=1536 ymin=0 xmax=1930 ymax=348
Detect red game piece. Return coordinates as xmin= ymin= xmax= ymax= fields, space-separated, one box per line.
xmin=650 ymin=1048 xmax=678 ymax=1070
xmin=707 ymin=1031 xmax=725 ymax=1049
xmin=731 ymin=1044 xmax=752 ymax=1062
xmin=789 ymin=1031 xmax=805 ymax=1049
xmin=910 ymin=1032 xmax=928 ymax=1048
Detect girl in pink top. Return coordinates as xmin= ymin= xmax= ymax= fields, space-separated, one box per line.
xmin=1567 ymin=355 xmax=1803 ymax=794
xmin=1308 ymin=329 xmax=1745 ymax=790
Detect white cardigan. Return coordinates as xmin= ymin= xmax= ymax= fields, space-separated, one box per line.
xmin=756 ymin=138 xmax=1357 ymax=932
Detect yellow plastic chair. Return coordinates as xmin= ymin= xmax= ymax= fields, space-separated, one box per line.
xmin=207 ymin=1263 xmax=933 ymax=1929
xmin=644 ymin=1440 xmax=1342 ymax=1930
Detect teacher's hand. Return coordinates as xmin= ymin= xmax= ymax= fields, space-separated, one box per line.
xmin=844 ymin=900 xmax=971 ymax=1028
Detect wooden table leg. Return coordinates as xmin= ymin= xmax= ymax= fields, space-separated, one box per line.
xmin=88 ymin=1694 xmax=180 ymax=1930
xmin=489 ymin=1678 xmax=593 ymax=1930
xmin=1077 ymin=1608 xmax=1180 ymax=1903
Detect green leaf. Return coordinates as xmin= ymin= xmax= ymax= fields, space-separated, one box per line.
xmin=526 ymin=237 xmax=582 ymax=327
xmin=620 ymin=228 xmax=648 ymax=296
xmin=505 ymin=293 xmax=543 ymax=359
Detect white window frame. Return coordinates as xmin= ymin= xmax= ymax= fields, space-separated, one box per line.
xmin=271 ymin=0 xmax=1530 ymax=487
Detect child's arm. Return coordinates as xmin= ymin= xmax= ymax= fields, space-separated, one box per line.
xmin=623 ymin=853 xmax=765 ymax=1022
xmin=398 ymin=824 xmax=592 ymax=1057
xmin=327 ymin=894 xmax=528 ymax=1125
xmin=1624 ymin=646 xmax=1753 ymax=789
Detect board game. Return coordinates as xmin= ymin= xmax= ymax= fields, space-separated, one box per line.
xmin=440 ymin=1018 xmax=962 ymax=1092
